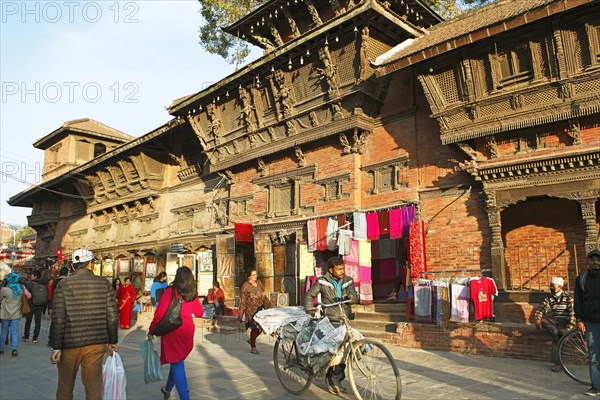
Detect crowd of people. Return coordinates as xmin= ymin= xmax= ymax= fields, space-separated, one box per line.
xmin=0 ymin=248 xmax=598 ymax=399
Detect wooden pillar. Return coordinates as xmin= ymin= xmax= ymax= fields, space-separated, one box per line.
xmin=579 ymin=197 xmax=599 ymax=254
xmin=485 ymin=190 xmax=506 ymax=290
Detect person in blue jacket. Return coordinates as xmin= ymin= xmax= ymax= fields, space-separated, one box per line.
xmin=150 ymin=272 xmax=168 ymax=308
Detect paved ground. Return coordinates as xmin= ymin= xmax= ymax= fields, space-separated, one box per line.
xmin=0 ymin=313 xmax=593 ymax=400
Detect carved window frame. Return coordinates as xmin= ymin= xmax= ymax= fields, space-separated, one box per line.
xmin=315 ymin=172 xmax=350 ymax=202
xmin=253 ymin=165 xmax=316 ymax=219
xmin=230 ymin=195 xmax=252 ymax=217
xmin=489 ymin=39 xmax=534 ymax=89
xmin=584 ymin=21 xmax=600 ymax=67
xmin=361 ymin=156 xmax=408 ymax=196
xmin=138 ymin=213 xmax=158 ymax=237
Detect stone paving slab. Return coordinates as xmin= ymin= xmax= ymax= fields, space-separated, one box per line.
xmin=0 ymin=314 xmax=593 ymax=400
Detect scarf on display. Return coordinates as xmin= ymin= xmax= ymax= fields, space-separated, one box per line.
xmin=307 ymin=219 xmax=317 ymax=252
xmin=402 ymin=206 xmax=416 ymax=237
xmin=353 ymin=212 xmax=367 ymax=240
xmin=409 ymin=220 xmax=427 ymax=278
xmin=389 ymin=208 xmax=403 ymax=239
xmin=378 ymin=210 xmax=390 ymax=235
xmin=366 ymin=212 xmax=380 ymax=241
xmin=6 ymin=272 xmax=22 ymax=299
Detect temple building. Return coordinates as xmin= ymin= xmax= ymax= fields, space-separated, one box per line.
xmin=9 ymin=0 xmax=599 ymax=326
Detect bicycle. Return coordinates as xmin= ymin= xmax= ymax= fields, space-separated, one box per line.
xmin=557 ymin=328 xmax=591 ymax=385
xmin=272 ymin=299 xmax=402 ymax=399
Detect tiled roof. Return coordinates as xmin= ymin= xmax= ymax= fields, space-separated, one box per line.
xmin=33 ymin=118 xmax=134 ymax=149
xmin=374 ymin=0 xmax=588 ymax=71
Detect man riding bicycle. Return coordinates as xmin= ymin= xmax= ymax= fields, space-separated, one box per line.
xmin=304 ymin=256 xmax=358 ymax=395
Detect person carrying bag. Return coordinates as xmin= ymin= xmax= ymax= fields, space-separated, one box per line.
xmin=148 ymin=267 xmax=203 ymax=400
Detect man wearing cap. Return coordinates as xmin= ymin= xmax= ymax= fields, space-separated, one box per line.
xmin=534 ymin=276 xmax=575 ymax=372
xmin=49 ymin=249 xmax=119 ymax=400
xmin=575 ymin=249 xmax=600 ymax=397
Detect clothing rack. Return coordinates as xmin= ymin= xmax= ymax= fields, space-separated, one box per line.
xmin=416 ymin=269 xmax=492 ymax=279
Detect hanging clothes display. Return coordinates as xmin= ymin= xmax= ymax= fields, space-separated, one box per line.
xmin=298 ymin=245 xmax=315 ymax=279
xmin=469 ymin=277 xmax=498 ymax=321
xmin=307 ymin=219 xmax=317 ymax=252
xmin=366 ymin=211 xmax=380 ymax=241
xmin=326 ymin=218 xmax=338 ymax=251
xmin=409 ymin=220 xmax=427 ymax=278
xmin=378 ymin=210 xmax=390 ymax=235
xmin=337 ymin=229 xmax=352 ymax=256
xmin=389 ymin=208 xmax=404 ymax=239
xmin=316 ymin=218 xmax=328 ymax=251
xmin=343 ymin=238 xmax=360 ymax=286
xmin=337 ymin=213 xmax=346 ymax=227
xmin=431 ymin=281 xmax=450 ymax=326
xmin=353 ymin=212 xmax=367 ymax=240
xmin=450 ymin=283 xmax=470 ymax=323
xmin=413 ymin=283 xmax=432 ymax=322
xmin=402 ymin=206 xmax=416 ymax=236
xmin=378 ymin=238 xmax=395 ymax=259
xmin=359 ymin=281 xmax=373 ymax=304
xmin=358 ymin=240 xmax=372 ymax=267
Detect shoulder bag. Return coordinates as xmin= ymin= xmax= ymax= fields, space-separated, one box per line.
xmin=151 ymin=287 xmax=182 ymax=336
xmin=21 ymin=285 xmax=31 ymax=316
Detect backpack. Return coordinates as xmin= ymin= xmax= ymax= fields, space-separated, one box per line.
xmin=155 ymin=287 xmax=165 ymax=303
xmin=31 ymin=281 xmax=48 ymax=306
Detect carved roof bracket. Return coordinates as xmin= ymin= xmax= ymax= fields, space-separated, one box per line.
xmin=305 ymin=0 xmax=323 ymax=26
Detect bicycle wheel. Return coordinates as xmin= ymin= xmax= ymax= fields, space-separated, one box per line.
xmin=558 ymin=329 xmax=591 ymax=385
xmin=348 ymin=338 xmax=402 ymax=400
xmin=273 ymin=337 xmax=313 ymax=395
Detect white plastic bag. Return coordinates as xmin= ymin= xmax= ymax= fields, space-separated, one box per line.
xmin=102 ymin=352 xmax=127 ymax=400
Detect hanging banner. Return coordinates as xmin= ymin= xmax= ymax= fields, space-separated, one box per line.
xmin=235 ymin=223 xmax=253 ymax=243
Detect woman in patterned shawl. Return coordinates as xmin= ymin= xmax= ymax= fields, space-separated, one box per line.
xmin=238 ymin=269 xmax=264 ymax=354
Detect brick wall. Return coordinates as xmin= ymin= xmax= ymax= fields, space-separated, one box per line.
xmin=390 ymin=321 xmax=552 ymax=361
xmin=502 ymin=197 xmax=586 ymax=290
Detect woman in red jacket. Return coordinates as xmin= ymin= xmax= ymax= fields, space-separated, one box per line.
xmin=116 ymin=277 xmax=136 ymax=329
xmin=149 ymin=267 xmax=203 ymax=400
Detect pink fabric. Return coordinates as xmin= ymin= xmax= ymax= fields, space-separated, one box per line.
xmin=346 ymin=238 xmax=359 ymax=264
xmin=359 ymin=281 xmax=373 ymax=304
xmin=150 ymin=287 xmax=204 ymax=364
xmin=344 ymin=261 xmax=360 ymax=285
xmin=379 ymin=258 xmax=397 ymax=280
xmin=389 ymin=208 xmax=403 ymax=239
xmin=359 ymin=265 xmax=372 ymax=282
xmin=366 ymin=212 xmax=380 ymax=241
xmin=307 ymin=220 xmax=317 ymax=252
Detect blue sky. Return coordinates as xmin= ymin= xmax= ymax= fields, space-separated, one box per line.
xmin=0 ymin=0 xmax=261 ymax=226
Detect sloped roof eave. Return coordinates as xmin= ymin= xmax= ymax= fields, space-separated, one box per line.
xmin=374 ymin=0 xmax=593 ymax=76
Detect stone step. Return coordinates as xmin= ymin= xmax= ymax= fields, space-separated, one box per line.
xmin=353 ymin=311 xmax=406 ymax=322
xmin=350 ymin=319 xmax=399 ymax=333
xmin=354 ymin=303 xmax=407 ymax=314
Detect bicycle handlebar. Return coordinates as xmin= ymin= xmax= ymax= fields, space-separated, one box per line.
xmin=318 ymin=299 xmax=352 ymax=308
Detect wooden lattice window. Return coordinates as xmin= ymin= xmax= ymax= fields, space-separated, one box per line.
xmin=432 ymin=65 xmax=462 ymax=104
xmin=495 ymin=43 xmax=533 ymax=87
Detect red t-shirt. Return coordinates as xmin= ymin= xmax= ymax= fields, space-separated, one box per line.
xmin=469 ymin=277 xmax=498 ymax=320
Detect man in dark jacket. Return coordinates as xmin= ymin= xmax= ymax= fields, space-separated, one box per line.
xmin=49 ymin=249 xmax=119 ymax=400
xmin=23 ymin=269 xmax=47 ymax=343
xmin=575 ymin=249 xmax=600 ymax=397
xmin=304 ymin=256 xmax=358 ymax=395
